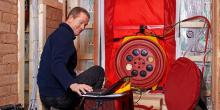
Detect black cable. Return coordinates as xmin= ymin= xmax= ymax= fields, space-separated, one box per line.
xmin=135 ymin=92 xmax=143 ymax=104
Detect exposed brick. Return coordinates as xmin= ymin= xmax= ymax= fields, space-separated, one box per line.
xmin=47 ymin=6 xmax=56 ymax=19
xmin=55 ymin=10 xmax=62 ymax=21
xmin=0 ymin=55 xmax=2 ymax=64
xmin=0 ymin=94 xmax=18 ymax=105
xmin=51 ymin=10 xmax=61 ymax=21
xmin=46 ymin=6 xmax=52 ymax=19
xmin=3 ymin=54 xmax=17 ymax=64
xmin=0 ymin=22 xmax=11 ymax=32
xmin=0 ymin=64 xmax=11 ymax=74
xmin=0 ymin=0 xmax=18 ymax=106
xmin=10 ymin=84 xmax=17 ymax=94
xmin=0 ymin=74 xmax=17 ymax=86
xmin=0 ymin=1 xmax=17 ymax=15
xmin=0 ymin=1 xmax=11 ymax=12
xmin=46 ymin=6 xmax=62 ymax=21
xmin=11 ymin=63 xmax=17 ymax=73
xmin=10 ymin=24 xmax=17 ymax=33
xmin=46 ymin=12 xmax=52 ymax=19
xmin=0 ymin=11 xmax=2 ymax=21
xmin=7 ymin=0 xmax=18 ymax=4
xmin=0 ymin=84 xmax=17 ymax=97
xmin=0 ymin=37 xmax=3 ymax=43
xmin=2 ymin=12 xmax=17 ymax=25
xmin=11 ymin=4 xmax=17 ymax=15
xmin=46 ymin=27 xmax=56 ymax=37
xmin=0 ymin=44 xmax=17 ymax=55
xmin=0 ymin=85 xmax=10 ymax=97
xmin=0 ymin=33 xmax=17 ymax=44
xmin=46 ymin=19 xmax=60 ymax=28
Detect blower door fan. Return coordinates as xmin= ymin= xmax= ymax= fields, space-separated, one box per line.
xmin=115 ymin=37 xmax=167 ymax=89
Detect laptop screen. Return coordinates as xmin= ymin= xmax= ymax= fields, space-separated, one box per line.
xmin=101 ymin=76 xmax=131 ymax=95
xmin=85 ymin=76 xmax=131 ymax=95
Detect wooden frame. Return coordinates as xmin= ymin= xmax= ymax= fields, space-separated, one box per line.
xmin=211 ymin=0 xmax=220 ymax=109
xmin=93 ymin=0 xmax=99 ymax=65
xmin=18 ymin=0 xmax=25 ymax=106
xmin=180 ymin=21 xmax=206 ymax=28
xmin=38 ymin=3 xmax=46 ymax=55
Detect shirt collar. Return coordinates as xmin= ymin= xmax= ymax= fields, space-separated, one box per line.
xmin=59 ymin=23 xmax=76 ymax=40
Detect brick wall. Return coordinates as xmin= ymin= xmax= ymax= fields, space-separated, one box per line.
xmin=0 ymin=0 xmax=18 ymax=105
xmin=46 ymin=5 xmax=62 ymax=37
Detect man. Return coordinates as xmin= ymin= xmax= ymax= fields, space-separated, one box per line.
xmin=37 ymin=7 xmax=104 ymax=110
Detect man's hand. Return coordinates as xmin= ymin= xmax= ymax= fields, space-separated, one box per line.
xmin=70 ymin=83 xmax=93 ymax=96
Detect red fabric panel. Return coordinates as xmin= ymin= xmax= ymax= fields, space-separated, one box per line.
xmin=164 ymin=57 xmax=201 ymax=110
xmin=105 ymin=0 xmax=176 ymax=87
xmin=159 ymin=0 xmax=176 ymax=85
xmin=104 ymin=0 xmax=117 ymax=86
xmin=112 ymin=0 xmax=164 ymax=37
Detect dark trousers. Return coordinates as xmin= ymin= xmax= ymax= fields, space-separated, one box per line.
xmin=40 ymin=65 xmax=105 ymax=110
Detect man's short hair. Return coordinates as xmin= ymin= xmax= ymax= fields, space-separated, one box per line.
xmin=67 ymin=7 xmax=90 ymax=19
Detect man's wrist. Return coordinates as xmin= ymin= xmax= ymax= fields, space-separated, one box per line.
xmin=70 ymin=83 xmax=78 ymax=88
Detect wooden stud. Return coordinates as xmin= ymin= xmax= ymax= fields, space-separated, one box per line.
xmin=39 ymin=4 xmax=47 ymax=56
xmin=36 ymin=4 xmax=47 ymax=110
xmin=18 ymin=0 xmax=25 ymax=106
xmin=180 ymin=21 xmax=207 ymax=28
xmin=62 ymin=0 xmax=66 ymax=21
xmin=93 ymin=0 xmax=99 ymax=65
xmin=211 ymin=0 xmax=220 ymax=109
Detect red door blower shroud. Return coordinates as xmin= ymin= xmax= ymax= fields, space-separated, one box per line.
xmin=115 ymin=37 xmax=167 ymax=88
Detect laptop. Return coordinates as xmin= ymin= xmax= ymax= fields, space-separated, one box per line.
xmin=84 ymin=76 xmax=131 ymax=96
